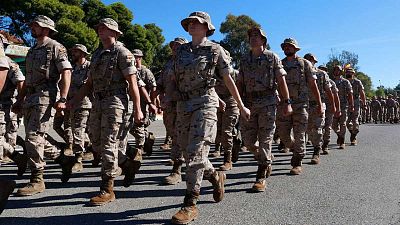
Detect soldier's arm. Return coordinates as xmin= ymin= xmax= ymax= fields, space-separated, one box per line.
xmin=0 ymin=67 xmax=7 ymax=93
xmin=347 ymin=82 xmax=354 ymax=111
xmin=126 ymin=74 xmax=142 ymax=117
xmin=325 ymin=86 xmax=335 ymax=113
xmin=59 ymin=69 xmax=71 ymax=100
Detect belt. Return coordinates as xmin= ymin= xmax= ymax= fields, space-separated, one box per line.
xmin=179 ymin=88 xmax=213 ymax=101
xmin=94 ymin=89 xmax=127 ymax=100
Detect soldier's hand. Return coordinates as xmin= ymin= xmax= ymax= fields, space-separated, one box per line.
xmin=134 ymin=110 xmax=144 ymax=125
xmin=317 ymin=104 xmax=324 ymax=116
xmin=218 ymin=100 xmax=226 ymax=112
xmin=334 ymin=110 xmax=341 ymax=118
xmin=157 ymin=107 xmax=163 ymax=114
xmin=54 ymin=102 xmax=67 ymax=111
xmin=349 ymin=106 xmax=355 ymax=112
xmin=283 ymin=104 xmax=293 ymax=117
xmin=330 ymin=105 xmax=336 ymax=114
xmin=240 ymin=106 xmax=251 ymax=121
xmin=148 ymin=103 xmax=157 ymax=114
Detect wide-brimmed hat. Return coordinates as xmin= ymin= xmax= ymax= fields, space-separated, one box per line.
xmin=318 ymin=65 xmax=328 ymax=71
xmin=247 ymin=27 xmax=267 ymax=41
xmin=133 ymin=49 xmax=144 ymax=57
xmin=94 ymin=18 xmax=123 ymax=36
xmin=281 ymin=38 xmax=300 ymax=50
xmin=304 ymin=53 xmax=318 ymax=63
xmin=345 ymin=67 xmax=356 ymax=74
xmin=30 ymin=15 xmax=58 ymax=33
xmin=70 ymin=44 xmax=89 ymax=55
xmin=181 ymin=11 xmax=215 ymax=37
xmin=169 ymin=37 xmax=188 ymax=48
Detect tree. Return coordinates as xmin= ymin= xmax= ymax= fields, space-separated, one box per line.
xmin=356 ymin=71 xmax=374 ymax=97
xmin=219 ymin=14 xmax=260 ymax=68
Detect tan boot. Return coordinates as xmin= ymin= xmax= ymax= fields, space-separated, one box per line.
xmin=338 ymin=136 xmax=345 ymax=149
xmin=219 ymin=151 xmax=233 ymax=171
xmin=16 ymin=170 xmax=45 ymax=196
xmin=350 ymin=133 xmax=357 ymax=146
xmin=252 ymin=164 xmax=270 ymax=192
xmin=0 ymin=179 xmax=16 ymax=215
xmin=120 ymin=158 xmax=141 ymax=187
xmin=89 ymin=177 xmax=115 ymax=206
xmin=209 ymin=171 xmax=226 ymax=202
xmin=160 ymin=135 xmax=172 ymax=150
xmin=290 ymin=156 xmax=303 ymax=175
xmin=209 ymin=144 xmax=221 ymax=158
xmin=9 ymin=151 xmax=28 ymax=176
xmin=72 ymin=153 xmax=84 ymax=173
xmin=321 ymin=141 xmax=329 ymax=155
xmin=310 ymin=147 xmax=321 ymax=165
xmin=164 ymin=160 xmax=182 ymax=185
xmin=64 ymin=144 xmax=73 ymax=156
xmin=171 ymin=192 xmax=199 ymax=224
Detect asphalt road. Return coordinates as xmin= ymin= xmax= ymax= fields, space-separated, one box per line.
xmin=1 ymin=120 xmax=400 ymax=225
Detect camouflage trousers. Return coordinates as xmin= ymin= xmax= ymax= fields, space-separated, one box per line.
xmin=307 ymin=104 xmax=326 ymax=148
xmin=64 ymin=108 xmax=90 ymax=154
xmin=215 ymin=96 xmax=239 ymax=155
xmin=277 ymin=104 xmax=308 ymax=157
xmin=89 ymin=99 xmax=127 ymax=178
xmin=24 ymin=104 xmax=59 ymax=170
xmin=240 ymin=104 xmax=275 ymax=165
xmin=117 ymin=100 xmax=139 ymax=162
xmin=380 ymin=108 xmax=386 ymax=122
xmin=371 ymin=108 xmax=379 ymax=121
xmin=163 ymin=103 xmax=183 ymax=161
xmin=3 ymin=105 xmax=18 ymax=147
xmin=0 ymin=109 xmax=15 ymax=161
xmin=323 ymin=107 xmax=334 ymax=143
xmin=332 ymin=108 xmax=348 ymax=137
xmin=387 ymin=107 xmax=395 ymax=121
xmin=130 ymin=103 xmax=149 ymax=147
xmin=346 ymin=106 xmax=360 ymax=134
xmin=176 ymin=106 xmax=217 ymax=193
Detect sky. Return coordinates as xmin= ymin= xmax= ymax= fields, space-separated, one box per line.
xmin=103 ymin=0 xmax=400 ymax=88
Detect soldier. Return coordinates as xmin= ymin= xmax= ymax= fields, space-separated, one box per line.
xmin=303 ymin=53 xmax=335 ymax=164
xmin=11 ymin=15 xmax=72 ymax=196
xmin=386 ymin=94 xmax=396 ymax=123
xmin=158 ymin=37 xmax=187 ymax=185
xmin=277 ymin=38 xmax=322 ymax=175
xmin=379 ymin=96 xmax=387 ymax=123
xmin=0 ymin=34 xmax=28 ymax=174
xmin=332 ymin=65 xmax=354 ymax=149
xmin=318 ymin=65 xmax=341 ymax=155
xmin=237 ymin=27 xmax=291 ymax=191
xmin=345 ymin=68 xmax=366 ymax=145
xmin=130 ymin=49 xmax=157 ymax=157
xmin=70 ymin=18 xmax=143 ymax=206
xmin=58 ymin=44 xmax=92 ymax=182
xmin=370 ymin=96 xmax=381 ymax=123
xmin=170 ymin=11 xmax=250 ymax=224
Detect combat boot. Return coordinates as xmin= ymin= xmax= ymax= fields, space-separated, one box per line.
xmin=120 ymin=158 xmax=141 ymax=187
xmin=350 ymin=133 xmax=357 ymax=146
xmin=163 ymin=160 xmax=183 ymax=185
xmin=171 ymin=191 xmax=200 ymax=224
xmin=321 ymin=141 xmax=329 ymax=155
xmin=338 ymin=136 xmax=345 ymax=149
xmin=209 ymin=171 xmax=226 ymax=202
xmin=310 ymin=147 xmax=321 ymax=164
xmin=278 ymin=142 xmax=289 ymax=153
xmin=72 ymin=153 xmax=84 ymax=172
xmin=209 ymin=143 xmax=221 ymax=158
xmin=251 ymin=164 xmax=271 ymax=192
xmin=219 ymin=151 xmax=233 ymax=171
xmin=89 ymin=176 xmax=115 ymax=206
xmin=231 ymin=137 xmax=241 ymax=163
xmin=63 ymin=144 xmax=73 ymax=156
xmin=160 ymin=135 xmax=172 ymax=150
xmin=91 ymin=150 xmax=102 ymax=167
xmin=144 ymin=132 xmax=155 ymax=156
xmin=289 ymin=155 xmax=303 ymax=175
xmin=9 ymin=151 xmax=28 ymax=176
xmin=0 ymin=179 xmax=16 ymax=215
xmin=16 ymin=170 xmax=45 ymax=196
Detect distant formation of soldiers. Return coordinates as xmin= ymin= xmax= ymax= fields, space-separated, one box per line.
xmin=0 ymin=12 xmax=399 ymax=224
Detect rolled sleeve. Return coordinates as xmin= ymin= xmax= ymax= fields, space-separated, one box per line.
xmin=118 ymin=48 xmax=137 ymax=76
xmin=217 ymin=46 xmax=232 ymax=78
xmin=55 ymin=45 xmax=72 ymax=72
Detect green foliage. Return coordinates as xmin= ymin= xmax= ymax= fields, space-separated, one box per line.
xmin=220 ymin=14 xmax=260 ymax=68
xmin=356 ymin=71 xmax=373 ymax=97
xmin=375 ymin=86 xmax=385 ymax=97
xmin=0 ymin=0 xmax=170 ymax=74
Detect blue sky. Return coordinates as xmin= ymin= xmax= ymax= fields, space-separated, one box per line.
xmin=103 ymin=0 xmax=400 ymax=88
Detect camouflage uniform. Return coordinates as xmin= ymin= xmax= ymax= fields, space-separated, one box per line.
xmin=278 ymin=54 xmax=316 ymax=164
xmin=88 ymin=40 xmax=136 ymax=178
xmin=130 ymin=53 xmax=156 ymax=152
xmin=380 ymin=98 xmax=386 ymax=123
xmin=322 ymin=79 xmax=338 ymax=148
xmin=64 ymin=44 xmax=91 ymax=158
xmin=386 ymin=96 xmax=396 ymax=123
xmin=346 ymin=77 xmax=364 ymax=136
xmin=215 ymin=68 xmax=239 ymax=169
xmin=370 ymin=97 xmax=381 ymax=123
xmin=239 ymin=48 xmax=285 ymax=166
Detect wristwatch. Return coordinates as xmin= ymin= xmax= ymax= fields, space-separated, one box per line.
xmin=58 ymin=97 xmax=67 ymax=103
xmin=283 ymin=99 xmax=292 ymax=104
